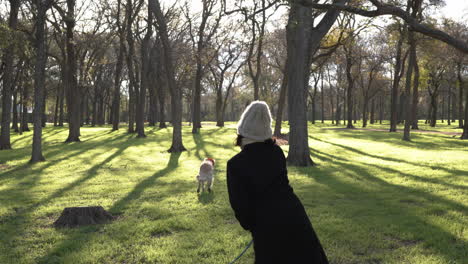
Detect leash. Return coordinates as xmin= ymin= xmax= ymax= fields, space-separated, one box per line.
xmin=228 ymin=240 xmax=253 ymax=264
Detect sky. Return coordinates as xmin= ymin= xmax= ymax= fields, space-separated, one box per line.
xmin=439 ymin=0 xmax=468 ymax=20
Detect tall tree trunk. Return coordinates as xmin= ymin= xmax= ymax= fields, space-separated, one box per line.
xmin=42 ymin=88 xmax=47 ymax=127
xmin=54 ymin=90 xmax=59 ymax=126
xmin=0 ymin=0 xmax=19 ymax=150
xmin=65 ymin=0 xmax=81 ymax=142
xmin=390 ymin=34 xmax=404 ymax=132
xmin=461 ymin=81 xmax=468 ymax=139
xmin=411 ymin=52 xmax=420 ymax=129
xmin=136 ymin=6 xmax=152 ymax=138
xmin=12 ymin=90 xmax=19 ymax=132
xmin=286 ymin=2 xmax=314 ymax=166
xmin=274 ymin=67 xmax=288 ymax=137
xmin=370 ymin=98 xmax=375 ymax=125
xmin=150 ymin=0 xmax=186 ymax=152
xmin=58 ymin=74 xmax=65 ymax=126
xmin=430 ymin=92 xmax=438 ymax=127
xmin=91 ymin=98 xmax=97 ymax=127
xmin=441 ymin=90 xmax=445 ymax=123
xmin=311 ymin=79 xmax=318 ymax=124
xmin=321 ymin=76 xmax=325 ymax=123
xmin=379 ymin=96 xmax=383 ymax=124
xmin=112 ymin=43 xmax=124 ymax=130
xmin=154 ymin=40 xmax=167 ymax=129
xmin=458 ymin=63 xmax=464 ymax=128
xmin=345 ymin=48 xmax=355 ymax=129
xmin=21 ymin=82 xmax=30 ymax=132
xmin=451 ymin=85 xmax=456 ymax=122
xmin=447 ymin=84 xmax=451 ymax=126
xmin=31 ymin=0 xmax=49 ymax=163
xmin=362 ymin=95 xmax=369 ymax=128
xmin=402 ymin=29 xmax=415 ymax=141
xmin=287 ymin=0 xmax=344 ymax=166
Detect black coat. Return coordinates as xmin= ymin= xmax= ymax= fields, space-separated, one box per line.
xmin=227 ymin=141 xmax=329 ymax=264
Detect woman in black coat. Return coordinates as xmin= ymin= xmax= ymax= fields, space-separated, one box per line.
xmin=227 ymin=101 xmax=328 ymax=264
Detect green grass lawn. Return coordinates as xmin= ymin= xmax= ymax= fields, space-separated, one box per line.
xmin=0 ymin=123 xmax=467 ymax=264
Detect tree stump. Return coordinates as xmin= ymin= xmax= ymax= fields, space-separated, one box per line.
xmin=53 ymin=206 xmax=114 ymax=228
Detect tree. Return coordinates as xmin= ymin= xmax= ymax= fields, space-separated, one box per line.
xmin=389 ymin=24 xmax=406 ymax=132
xmin=149 ymin=0 xmax=186 ymax=152
xmin=286 ymin=0 xmax=346 ymax=166
xmin=111 ymin=0 xmax=126 ymax=131
xmin=209 ymin=38 xmax=243 ymax=127
xmin=185 ymin=0 xmax=222 ymax=134
xmin=0 ymin=0 xmax=20 ymax=150
xmin=31 ymin=0 xmax=53 ymax=163
xmin=301 ymin=0 xmax=468 ymax=54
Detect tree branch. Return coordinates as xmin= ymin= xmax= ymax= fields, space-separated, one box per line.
xmin=299 ymin=0 xmax=468 ymax=54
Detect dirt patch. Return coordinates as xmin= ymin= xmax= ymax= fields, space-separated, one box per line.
xmin=0 ymin=164 xmax=11 ymax=171
xmin=399 ymin=199 xmax=423 ymax=207
xmin=53 ymin=206 xmax=114 ymax=228
xmin=151 ymin=230 xmax=173 ymax=238
xmin=385 ymin=235 xmax=422 ymax=249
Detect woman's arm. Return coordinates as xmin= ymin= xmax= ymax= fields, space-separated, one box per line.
xmin=226 ymin=160 xmax=253 ymax=231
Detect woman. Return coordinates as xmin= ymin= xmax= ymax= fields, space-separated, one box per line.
xmin=227 ymin=101 xmax=329 ymax=264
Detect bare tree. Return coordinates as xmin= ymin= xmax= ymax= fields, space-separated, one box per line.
xmin=31 ymin=0 xmax=53 ymax=162
xmin=286 ymin=0 xmax=346 ymax=166
xmin=149 ymin=0 xmax=186 ymax=152
xmin=0 ymin=0 xmax=20 ymax=150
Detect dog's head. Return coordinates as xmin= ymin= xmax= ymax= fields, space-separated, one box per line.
xmin=205 ymin=158 xmax=215 ymax=166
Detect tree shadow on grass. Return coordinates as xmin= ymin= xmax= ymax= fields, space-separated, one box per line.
xmin=34 ymin=151 xmax=183 ymax=263
xmin=309 ymin=136 xmax=468 ymax=177
xmin=326 ymin=129 xmax=468 ymax=150
xmin=0 ymin=133 xmax=153 ymax=261
xmin=192 ymin=133 xmax=213 ymax=161
xmin=305 ymin=148 xmax=467 ymax=263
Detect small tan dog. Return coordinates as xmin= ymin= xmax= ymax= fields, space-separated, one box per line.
xmin=197 ymin=158 xmax=215 ymax=193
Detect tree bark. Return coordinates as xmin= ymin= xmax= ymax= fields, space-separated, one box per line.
xmin=274 ymin=66 xmax=288 ymax=137
xmin=149 ymin=0 xmax=186 ymax=152
xmin=447 ymin=86 xmax=451 ymax=126
xmin=429 ymin=91 xmax=438 ymax=127
xmin=458 ymin=63 xmax=464 ymax=128
xmin=286 ymin=1 xmax=314 ymax=166
xmin=411 ymin=50 xmax=420 ymax=129
xmin=31 ymin=0 xmax=50 ymax=163
xmin=64 ymin=0 xmax=81 ymax=142
xmin=461 ymin=80 xmax=468 ymax=139
xmin=402 ymin=30 xmax=415 ymax=141
xmin=301 ymin=0 xmax=468 ymax=54
xmin=42 ymin=88 xmax=47 ymax=127
xmin=390 ymin=33 xmax=404 ymax=132
xmin=321 ymin=75 xmax=325 ymax=123
xmin=136 ymin=5 xmax=153 ymax=138
xmin=112 ymin=41 xmax=124 ymax=131
xmin=11 ymin=90 xmax=19 ymax=132
xmin=153 ymin=40 xmax=167 ymax=129
xmin=21 ymin=82 xmax=30 ymax=132
xmin=0 ymin=0 xmax=19 ymax=150
xmin=370 ymin=98 xmax=375 ymax=124
xmin=344 ymin=46 xmax=355 ymax=129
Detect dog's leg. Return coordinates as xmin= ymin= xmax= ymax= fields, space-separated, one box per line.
xmin=207 ymin=179 xmax=213 ymax=193
xmin=197 ymin=180 xmax=201 ymax=193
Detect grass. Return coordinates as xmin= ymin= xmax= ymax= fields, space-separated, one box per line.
xmin=0 ymin=122 xmax=467 ymax=264
xmin=319 ymin=119 xmax=464 ymax=134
